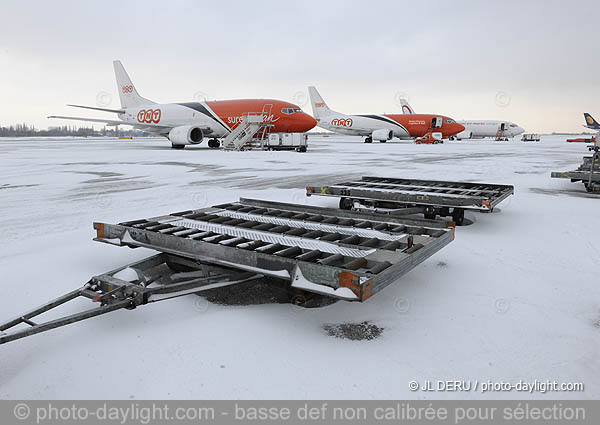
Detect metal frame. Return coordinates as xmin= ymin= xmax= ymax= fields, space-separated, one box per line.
xmin=0 ymin=254 xmax=261 ymax=344
xmin=94 ymin=198 xmax=454 ymax=302
xmin=0 ymin=198 xmax=454 ymax=344
xmin=306 ymin=176 xmax=514 ymax=224
xmin=551 ymin=148 xmax=600 ymax=193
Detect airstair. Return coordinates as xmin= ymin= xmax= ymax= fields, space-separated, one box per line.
xmin=222 ymin=107 xmax=274 ymax=151
xmin=495 ymin=123 xmax=507 ymax=141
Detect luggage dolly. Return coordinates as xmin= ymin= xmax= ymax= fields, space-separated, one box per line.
xmin=0 ymin=198 xmax=454 ymax=345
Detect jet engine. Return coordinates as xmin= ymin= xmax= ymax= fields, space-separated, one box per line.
xmin=168 ymin=125 xmax=204 ymax=146
xmin=372 ymin=129 xmax=393 ymax=141
xmin=454 ymin=130 xmax=472 ymax=140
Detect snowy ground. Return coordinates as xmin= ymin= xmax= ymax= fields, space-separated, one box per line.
xmin=0 ymin=135 xmax=598 ymax=400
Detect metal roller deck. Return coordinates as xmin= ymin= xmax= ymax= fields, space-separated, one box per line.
xmin=306 ymin=176 xmax=515 ymax=225
xmin=0 ymin=198 xmax=454 ymax=344
xmin=551 ymin=145 xmax=600 ymax=193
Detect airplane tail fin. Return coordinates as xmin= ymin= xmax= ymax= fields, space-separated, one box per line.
xmin=584 ymin=113 xmax=600 ymax=129
xmin=308 ymin=86 xmax=333 ymax=119
xmin=113 ymin=60 xmax=156 ymax=108
xmin=400 ymin=99 xmax=415 ymax=114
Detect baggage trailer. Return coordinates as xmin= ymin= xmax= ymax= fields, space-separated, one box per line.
xmin=551 ymin=144 xmax=600 ymax=193
xmin=265 ymin=132 xmax=308 ymax=152
xmin=306 ymin=176 xmax=515 ymax=225
xmin=0 ymin=198 xmax=454 ymax=345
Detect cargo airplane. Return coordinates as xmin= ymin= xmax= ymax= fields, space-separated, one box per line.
xmin=308 ymin=86 xmax=465 ymax=143
xmin=49 ymin=61 xmax=317 ymax=149
xmin=400 ymin=99 xmax=525 ymax=140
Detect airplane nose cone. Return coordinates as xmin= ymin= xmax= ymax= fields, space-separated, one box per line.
xmin=456 ymin=123 xmax=466 ymax=133
xmin=302 ymin=113 xmax=317 ymax=131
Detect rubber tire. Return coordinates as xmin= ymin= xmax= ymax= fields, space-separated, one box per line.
xmin=339 ymin=197 xmax=353 ymax=210
xmin=171 ymin=144 xmax=185 ymax=149
xmin=424 ymin=211 xmax=436 ymax=220
xmin=364 ymin=137 xmax=373 ymax=143
xmin=452 ymin=209 xmax=465 ymax=226
xmin=380 ymin=140 xmax=387 ymax=143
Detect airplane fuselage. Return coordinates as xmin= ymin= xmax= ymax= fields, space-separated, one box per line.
xmin=457 ymin=120 xmax=524 ymax=139
xmin=316 ymin=112 xmax=465 ymax=139
xmin=117 ymin=99 xmax=316 ymax=137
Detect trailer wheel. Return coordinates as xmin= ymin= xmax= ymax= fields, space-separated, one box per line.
xmin=300 ymin=146 xmax=307 ymax=152
xmin=339 ymin=197 xmax=353 ymax=210
xmin=424 ymin=212 xmax=436 ymax=220
xmin=452 ymin=208 xmax=465 ymax=226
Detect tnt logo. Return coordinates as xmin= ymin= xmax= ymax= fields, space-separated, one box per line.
xmin=315 ymin=102 xmax=325 ymax=108
xmin=331 ymin=118 xmax=353 ymax=127
xmin=122 ymin=85 xmax=134 ymax=93
xmin=137 ymin=109 xmax=161 ymax=124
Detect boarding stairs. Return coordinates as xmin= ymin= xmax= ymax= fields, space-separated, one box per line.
xmin=495 ymin=123 xmax=507 ymax=141
xmin=222 ymin=107 xmax=274 ymax=151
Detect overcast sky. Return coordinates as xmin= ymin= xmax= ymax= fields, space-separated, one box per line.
xmin=0 ymin=0 xmax=598 ymax=132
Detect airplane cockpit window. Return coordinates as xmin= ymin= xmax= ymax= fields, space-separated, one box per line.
xmin=509 ymin=124 xmax=517 ymax=128
xmin=445 ymin=119 xmax=455 ymax=124
xmin=282 ymin=107 xmax=303 ymax=114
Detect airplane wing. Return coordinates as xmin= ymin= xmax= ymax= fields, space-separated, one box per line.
xmin=48 ymin=115 xmax=214 ymax=135
xmin=48 ymin=115 xmax=173 ymax=133
xmin=67 ymin=104 xmax=126 ymax=114
xmin=48 ymin=115 xmax=127 ymax=126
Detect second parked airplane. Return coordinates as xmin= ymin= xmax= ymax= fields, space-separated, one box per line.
xmin=308 ymin=86 xmax=464 ymax=143
xmin=50 ymin=61 xmax=317 ymax=149
xmin=400 ymin=99 xmax=525 ymax=140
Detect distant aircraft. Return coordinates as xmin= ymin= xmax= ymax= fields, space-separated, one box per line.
xmin=400 ymin=99 xmax=524 ymax=140
xmin=49 ymin=61 xmax=316 ymax=149
xmin=398 ymin=98 xmax=414 ymax=114
xmin=583 ymin=113 xmax=600 ymax=130
xmin=308 ymin=87 xmax=464 ymax=143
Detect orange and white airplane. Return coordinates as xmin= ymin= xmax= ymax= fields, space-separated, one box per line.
xmin=49 ymin=61 xmax=317 ymax=149
xmin=308 ymin=86 xmax=464 ymax=143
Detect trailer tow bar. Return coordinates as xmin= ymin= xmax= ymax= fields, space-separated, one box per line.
xmin=0 ymin=254 xmax=262 ymax=345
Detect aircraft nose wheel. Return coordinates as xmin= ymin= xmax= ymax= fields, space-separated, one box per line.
xmin=364 ymin=137 xmax=373 ymax=143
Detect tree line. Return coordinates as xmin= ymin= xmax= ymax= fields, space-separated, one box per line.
xmin=0 ymin=123 xmax=151 ymax=137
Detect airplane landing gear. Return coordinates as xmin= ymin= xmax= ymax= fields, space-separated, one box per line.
xmin=171 ymin=144 xmax=185 ymax=149
xmin=208 ymin=139 xmax=220 ymax=148
xmin=364 ymin=137 xmax=372 ymax=143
